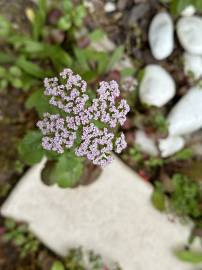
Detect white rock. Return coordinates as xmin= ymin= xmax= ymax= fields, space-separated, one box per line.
xmin=181 ymin=5 xmax=196 ymax=17
xmin=184 ymin=53 xmax=202 ymax=79
xmin=135 ymin=130 xmax=158 ymax=156
xmin=139 ymin=65 xmax=176 ymax=107
xmin=159 ymin=136 xmax=185 ymax=158
xmin=177 ymin=16 xmax=202 ymax=55
xmin=1 ymin=156 xmax=195 ymax=270
xmin=104 ymin=2 xmax=116 ymax=13
xmin=168 ymin=87 xmax=202 ymax=136
xmin=149 ymin=12 xmax=174 ymax=60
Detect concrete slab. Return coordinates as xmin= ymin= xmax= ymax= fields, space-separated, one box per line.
xmin=1 ymin=156 xmax=198 ymax=270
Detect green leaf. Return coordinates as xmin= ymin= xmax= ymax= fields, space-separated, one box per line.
xmin=151 ymin=189 xmax=166 ymax=212
xmin=18 ymin=131 xmax=44 ymax=165
xmin=75 ymin=5 xmax=86 ymax=19
xmin=16 ymin=56 xmax=49 ymax=78
xmin=0 ymin=52 xmax=16 ymax=64
xmin=0 ymin=66 xmax=7 ymax=78
xmin=46 ymin=45 xmax=73 ymax=68
xmin=0 ymin=15 xmax=11 ymax=37
xmin=175 ymin=250 xmax=202 ymax=264
xmin=97 ymin=53 xmax=110 ymax=74
xmin=173 ymin=148 xmax=193 ymax=161
xmin=107 ymin=45 xmax=124 ymax=71
xmin=151 ymin=182 xmax=165 ymax=210
xmin=74 ymin=47 xmax=89 ymax=71
xmin=58 ymin=16 xmax=72 ymax=31
xmin=171 ymin=0 xmax=196 ymax=15
xmin=195 ymin=0 xmax=202 ymax=10
xmin=63 ymin=0 xmax=73 ymax=12
xmin=9 ymin=66 xmax=22 ymax=77
xmin=25 ymin=89 xmax=59 ymax=117
xmin=121 ymin=67 xmax=135 ymax=77
xmin=32 ymin=0 xmax=47 ymax=40
xmin=22 ymin=40 xmax=45 ymax=54
xmin=51 ymin=261 xmax=65 ymax=270
xmin=15 ymin=234 xmax=27 ymax=246
xmin=5 ymin=219 xmax=16 ymax=230
xmin=89 ymin=29 xmax=105 ymax=42
xmin=42 ymin=152 xmax=84 ymax=188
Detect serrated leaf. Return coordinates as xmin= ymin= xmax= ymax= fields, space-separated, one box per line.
xmin=18 ymin=131 xmax=44 ymax=165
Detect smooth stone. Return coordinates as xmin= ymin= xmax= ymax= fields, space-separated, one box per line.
xmin=104 ymin=2 xmax=116 ymax=13
xmin=149 ymin=12 xmax=174 ymax=60
xmin=139 ymin=65 xmax=176 ymax=107
xmin=168 ymin=87 xmax=202 ymax=136
xmin=1 ymin=156 xmax=194 ymax=270
xmin=184 ymin=53 xmax=202 ymax=79
xmin=135 ymin=130 xmax=158 ymax=156
xmin=181 ymin=5 xmax=196 ymax=17
xmin=159 ymin=136 xmax=185 ymax=158
xmin=177 ymin=16 xmax=202 ymax=55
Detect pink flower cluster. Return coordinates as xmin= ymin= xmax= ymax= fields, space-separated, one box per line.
xmin=37 ymin=68 xmax=130 ymax=167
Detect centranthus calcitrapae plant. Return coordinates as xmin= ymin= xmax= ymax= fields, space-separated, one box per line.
xmin=36 ymin=68 xmax=129 ymax=187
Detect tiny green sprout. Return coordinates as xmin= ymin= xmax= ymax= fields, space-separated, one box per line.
xmin=63 ymin=247 xmax=122 ymax=270
xmin=172 ymin=148 xmax=193 ymax=161
xmin=129 ymin=146 xmax=144 ymax=163
xmin=151 ymin=182 xmax=166 ymax=212
xmin=170 ymin=174 xmax=202 ymax=218
xmin=145 ymin=157 xmax=164 ymax=168
xmin=3 ymin=219 xmax=40 ymax=258
xmin=57 ymin=2 xmax=86 ymax=31
xmin=153 ymin=112 xmax=168 ymax=134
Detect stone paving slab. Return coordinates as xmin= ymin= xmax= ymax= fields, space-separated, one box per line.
xmin=1 ymin=156 xmax=199 ymax=270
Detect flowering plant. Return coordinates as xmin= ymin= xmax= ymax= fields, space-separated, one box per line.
xmin=37 ymin=68 xmax=130 ymax=168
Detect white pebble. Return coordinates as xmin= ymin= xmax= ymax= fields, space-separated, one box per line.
xmin=135 ymin=130 xmax=158 ymax=156
xmin=104 ymin=2 xmax=116 ymax=13
xmin=184 ymin=53 xmax=202 ymax=79
xmin=149 ymin=12 xmax=174 ymax=60
xmin=181 ymin=5 xmax=196 ymax=17
xmin=159 ymin=136 xmax=185 ymax=158
xmin=177 ymin=16 xmax=202 ymax=55
xmin=139 ymin=65 xmax=176 ymax=107
xmin=168 ymin=87 xmax=202 ymax=136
